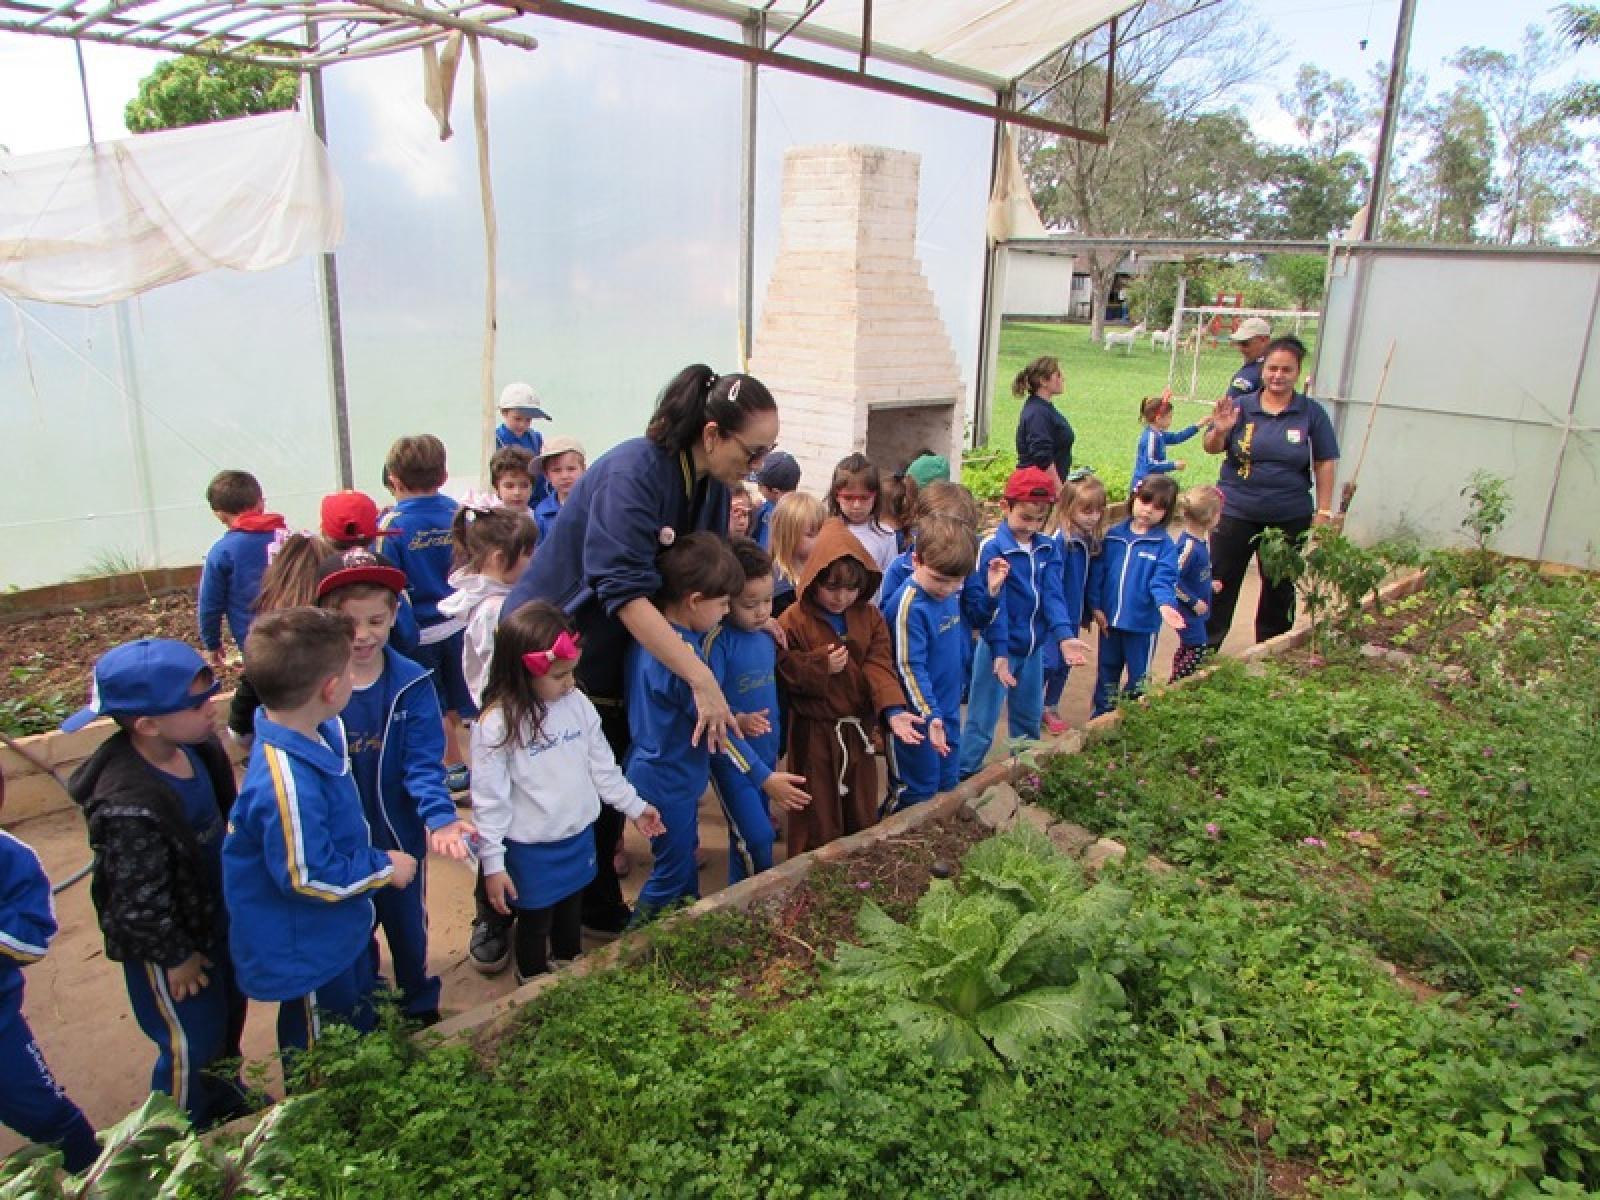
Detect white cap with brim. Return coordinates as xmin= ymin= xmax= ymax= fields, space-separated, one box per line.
xmin=1229 ymin=317 xmax=1272 ymax=342
xmin=498 ymin=381 xmax=551 ymax=420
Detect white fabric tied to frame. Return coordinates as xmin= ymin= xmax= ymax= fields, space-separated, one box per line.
xmin=0 ymin=110 xmax=342 ymax=307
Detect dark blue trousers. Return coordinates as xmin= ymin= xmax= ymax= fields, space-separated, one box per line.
xmin=1092 ymin=629 xmax=1160 ymax=717
xmin=371 ymin=863 xmax=440 ymax=1017
xmin=0 ymin=997 xmax=98 ymax=1172
xmin=711 ymin=773 xmax=776 ymax=885
xmin=122 ymin=941 xmax=248 ymax=1128
xmin=275 ymin=950 xmax=377 ymax=1057
xmin=886 ymin=723 xmax=960 ymax=813
xmin=632 ymin=792 xmax=700 ymax=923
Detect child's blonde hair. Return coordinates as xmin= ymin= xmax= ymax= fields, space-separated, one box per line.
xmin=1057 ymin=476 xmax=1110 ymax=552
xmin=254 ymin=533 xmax=331 ymax=613
xmin=1179 ymin=485 xmax=1224 ymax=529
xmin=769 ymin=490 xmax=826 ymax=586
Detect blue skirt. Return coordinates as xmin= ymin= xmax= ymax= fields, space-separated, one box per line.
xmin=502 ymin=827 xmax=597 ymax=911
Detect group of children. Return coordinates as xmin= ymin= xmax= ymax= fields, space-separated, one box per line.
xmin=2 ymin=382 xmax=1232 ymax=1170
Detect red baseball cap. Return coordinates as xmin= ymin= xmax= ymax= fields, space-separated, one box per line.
xmin=1003 ymin=466 xmax=1058 ymax=505
xmin=320 ymin=491 xmax=395 ymax=542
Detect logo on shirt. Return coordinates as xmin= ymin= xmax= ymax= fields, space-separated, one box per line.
xmin=527 ymin=728 xmax=584 ymax=757
xmin=938 ymin=613 xmax=962 ymax=634
xmin=1136 ymin=551 xmax=1157 ymax=562
xmin=347 ymin=732 xmax=385 ymax=756
xmin=734 ymin=669 xmax=773 ymax=695
xmin=1286 ymin=428 xmax=1304 ymax=444
xmin=409 ymin=529 xmax=453 ymax=552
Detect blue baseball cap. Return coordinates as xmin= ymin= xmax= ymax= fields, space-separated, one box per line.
xmin=61 ymin=639 xmax=218 ymax=733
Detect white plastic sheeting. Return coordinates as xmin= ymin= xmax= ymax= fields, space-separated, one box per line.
xmin=0 ymin=111 xmax=342 ymax=307
xmin=1318 ymin=245 xmax=1600 ymax=569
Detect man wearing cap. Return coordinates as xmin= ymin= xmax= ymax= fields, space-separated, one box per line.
xmin=66 ymin=639 xmax=252 ymax=1128
xmin=496 ymin=383 xmax=554 ymax=505
xmin=1225 ymin=317 xmax=1273 ymax=401
xmin=750 ymin=450 xmax=799 ymax=549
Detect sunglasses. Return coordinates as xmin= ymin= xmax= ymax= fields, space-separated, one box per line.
xmin=723 ymin=431 xmax=772 ymax=467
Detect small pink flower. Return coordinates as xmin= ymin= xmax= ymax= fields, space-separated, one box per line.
xmin=1406 ymin=785 xmax=1431 ymax=798
xmin=855 ymin=881 xmax=872 ymax=890
xmin=1482 ymin=747 xmax=1495 ymax=757
xmin=1509 ymin=1002 xmax=1520 ymax=1010
xmin=1513 ymin=986 xmax=1524 ymax=995
xmin=1302 ymin=836 xmax=1325 ymax=848
xmin=1205 ymin=822 xmax=1221 ymax=840
xmin=1346 ymin=830 xmax=1366 ymax=841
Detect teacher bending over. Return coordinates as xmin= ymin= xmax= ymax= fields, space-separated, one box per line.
xmin=1202 ymin=336 xmax=1339 ymax=651
xmin=500 ymin=363 xmax=779 ymax=932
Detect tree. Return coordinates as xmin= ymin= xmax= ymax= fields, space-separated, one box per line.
xmin=1387 ymin=86 xmax=1496 ymax=242
xmin=1018 ymin=1 xmax=1272 ymax=343
xmin=1280 ymin=64 xmax=1368 ymax=161
xmin=1556 ymin=4 xmax=1600 ymax=118
xmin=125 ymin=48 xmax=299 ymax=133
xmin=1266 ymin=254 xmax=1328 ymax=310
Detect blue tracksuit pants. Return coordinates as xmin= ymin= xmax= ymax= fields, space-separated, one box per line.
xmin=275 ymin=950 xmax=377 ymax=1058
xmin=632 ymin=792 xmax=701 ymax=923
xmin=1092 ymin=628 xmax=1160 ymax=717
xmin=886 ymin=723 xmax=960 ymax=813
xmin=960 ymin=642 xmax=1044 ymax=778
xmin=710 ymin=773 xmax=775 ymax=885
xmin=371 ymin=864 xmax=439 ymax=1018
xmin=0 ymin=1000 xmax=99 ymax=1172
xmin=1043 ymin=663 xmax=1070 ymax=709
xmin=122 ymin=940 xmax=248 ymax=1128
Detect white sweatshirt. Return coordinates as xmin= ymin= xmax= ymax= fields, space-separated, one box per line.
xmin=469 ymin=690 xmax=647 ymax=876
xmin=436 ymin=569 xmax=511 ymax=706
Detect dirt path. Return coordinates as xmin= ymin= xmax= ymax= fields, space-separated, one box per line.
xmin=1 ymin=567 xmax=1268 ymax=1156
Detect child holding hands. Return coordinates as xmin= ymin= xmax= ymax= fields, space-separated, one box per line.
xmin=472 ymin=603 xmax=666 ymax=981
xmin=1088 ymin=475 xmax=1186 ymax=716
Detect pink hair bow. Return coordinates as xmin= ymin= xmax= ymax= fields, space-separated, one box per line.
xmin=522 ymin=630 xmax=580 ymax=677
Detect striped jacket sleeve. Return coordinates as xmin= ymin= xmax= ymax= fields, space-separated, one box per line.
xmin=258 ymin=746 xmax=393 ymax=902
xmin=0 ymin=835 xmax=57 ymax=965
xmin=889 ymin=588 xmax=938 ymax=720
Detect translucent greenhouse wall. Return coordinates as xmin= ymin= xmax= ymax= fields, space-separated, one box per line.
xmin=0 ymin=7 xmax=989 ymax=591
xmin=1317 ymin=245 xmax=1600 ymax=570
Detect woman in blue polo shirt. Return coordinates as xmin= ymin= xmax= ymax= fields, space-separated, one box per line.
xmin=1201 ymin=336 xmax=1338 ymax=649
xmin=499 ymin=363 xmax=779 ymax=934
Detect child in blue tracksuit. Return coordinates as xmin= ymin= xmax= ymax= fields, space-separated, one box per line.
xmin=1041 ymin=474 xmax=1108 ymax=733
xmin=315 ymin=548 xmax=474 ymax=1024
xmin=198 ymin=470 xmax=286 ymax=670
xmin=959 ymin=468 xmax=1089 ymax=779
xmin=379 ymin=434 xmax=473 ymax=789
xmin=222 ymin=608 xmax=417 ymax=1055
xmin=65 ymin=639 xmax=251 ymax=1129
xmin=1088 ymin=475 xmax=1187 ymax=717
xmin=1128 ymin=392 xmax=1210 ymax=495
xmin=881 ymin=515 xmax=979 ymax=810
xmin=704 ymin=539 xmax=799 ymax=883
xmin=1171 ymin=486 xmax=1223 ymax=682
xmin=496 ymin=383 xmax=553 ymax=505
xmin=0 ymin=790 xmax=99 ymax=1173
xmin=625 ymin=535 xmax=806 ymax=923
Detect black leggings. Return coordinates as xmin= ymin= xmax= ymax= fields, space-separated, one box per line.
xmin=514 ymin=892 xmax=584 ymax=978
xmin=1205 ymin=513 xmax=1312 ymax=650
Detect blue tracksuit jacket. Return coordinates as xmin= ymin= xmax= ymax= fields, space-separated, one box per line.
xmin=533 ymin=492 xmax=562 ymax=545
xmin=979 ymin=522 xmax=1073 ymax=661
xmin=750 ymin=500 xmax=774 ymax=549
xmin=1129 ymin=423 xmax=1202 ymax=492
xmin=223 ymin=716 xmax=393 ymax=1002
xmin=1089 ymin=520 xmax=1181 ymax=635
xmin=505 ymin=438 xmax=729 ymax=626
xmin=0 ymin=832 xmax=55 ymax=1017
xmin=881 ymin=579 xmax=965 ymax=724
xmin=347 ymin=646 xmax=457 ymax=857
xmin=703 ymin=623 xmax=780 ymax=773
xmin=1173 ymin=532 xmax=1213 ymax=648
xmin=883 ymin=548 xmax=999 ymax=670
xmin=495 ymin=425 xmax=551 ymax=505
xmin=378 ymin=494 xmax=461 ymax=626
xmin=198 ymin=516 xmax=285 ymax=651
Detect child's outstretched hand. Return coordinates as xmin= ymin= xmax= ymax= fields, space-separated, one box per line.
xmin=736 ymin=709 xmax=772 ymax=738
xmin=1092 ymin=609 xmax=1109 ymax=634
xmin=986 ymin=557 xmax=1010 ymax=596
xmin=761 ymin=773 xmax=810 ymax=812
xmin=167 ymin=951 xmax=213 ymax=1001
xmin=826 ymin=643 xmax=850 ymax=674
xmin=484 ymin=871 xmax=517 ymax=917
xmin=387 ymin=850 xmax=418 ymax=889
xmin=1160 ymin=604 xmax=1186 ymax=630
xmin=1058 ymin=637 xmax=1090 ymax=667
xmin=888 ymin=711 xmax=926 ymax=745
xmin=633 ymin=805 xmax=667 ymax=839
xmin=1194 ymin=599 xmax=1210 ymax=616
xmin=929 ymin=717 xmax=949 ymax=757
xmin=429 ymin=818 xmax=476 ymax=861
xmin=993 ymin=656 xmax=1017 ymax=688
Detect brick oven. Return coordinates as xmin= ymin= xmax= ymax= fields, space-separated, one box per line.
xmin=749 ymin=145 xmax=965 ymax=495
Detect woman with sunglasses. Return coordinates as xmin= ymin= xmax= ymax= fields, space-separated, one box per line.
xmin=500 ymin=363 xmax=779 ymax=936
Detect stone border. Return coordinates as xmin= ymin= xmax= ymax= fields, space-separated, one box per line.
xmin=0 ymin=565 xmax=200 ymax=622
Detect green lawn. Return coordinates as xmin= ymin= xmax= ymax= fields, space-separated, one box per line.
xmin=969 ymin=321 xmax=1253 ymax=502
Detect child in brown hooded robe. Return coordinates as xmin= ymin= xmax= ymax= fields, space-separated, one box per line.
xmin=777 ymin=518 xmax=928 ymax=856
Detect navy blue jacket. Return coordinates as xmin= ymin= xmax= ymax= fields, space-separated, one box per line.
xmin=198 ymin=515 xmax=284 ymax=651
xmin=379 ymin=494 xmax=461 ymax=625
xmin=881 ymin=579 xmax=965 ymax=723
xmin=505 ymin=436 xmax=729 ymax=627
xmin=1089 ymin=520 xmax=1180 ymax=634
xmin=1129 ymin=423 xmax=1202 ymax=493
xmin=1225 ymin=357 xmax=1265 ymax=401
xmin=978 ymin=522 xmax=1072 ymax=660
xmin=1015 ymin=393 xmax=1075 ymax=480
xmin=1173 ymin=531 xmax=1213 ymax=648
xmin=0 ymin=831 xmax=56 ymax=1014
xmin=345 ymin=646 xmax=457 ymax=857
xmin=223 ymin=715 xmax=394 ymax=1001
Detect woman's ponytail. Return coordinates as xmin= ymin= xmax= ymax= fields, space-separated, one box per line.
xmin=646 ymin=363 xmax=775 ymax=454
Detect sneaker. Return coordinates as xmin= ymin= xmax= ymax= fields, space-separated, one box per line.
xmin=1042 ymin=711 xmax=1069 ymax=736
xmin=468 ymin=919 xmax=511 ymax=975
xmin=445 ymin=764 xmax=471 ymax=793
xmin=581 ymin=902 xmax=632 ymax=936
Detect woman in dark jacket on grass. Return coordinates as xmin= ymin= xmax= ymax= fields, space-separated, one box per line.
xmin=1013 ymin=356 xmax=1074 ymax=487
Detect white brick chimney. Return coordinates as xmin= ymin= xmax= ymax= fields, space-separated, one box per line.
xmin=750 ymin=145 xmax=965 ymax=494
